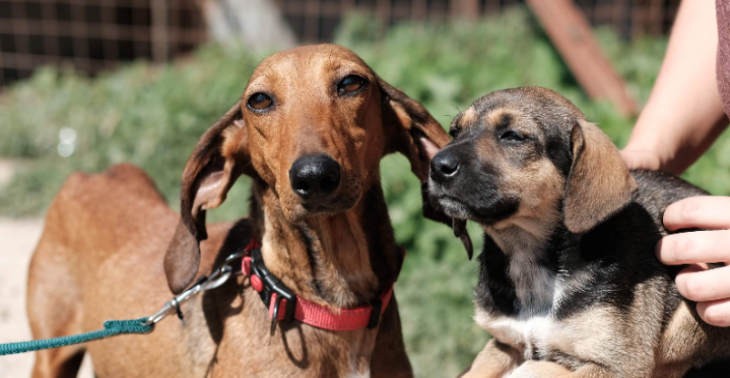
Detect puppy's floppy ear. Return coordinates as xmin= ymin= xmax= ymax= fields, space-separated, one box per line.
xmin=378 ymin=77 xmax=473 ymax=258
xmin=564 ymin=120 xmax=637 ymax=234
xmin=164 ymin=101 xmax=253 ymax=294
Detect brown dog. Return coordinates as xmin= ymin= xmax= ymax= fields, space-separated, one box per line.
xmin=427 ymin=87 xmax=730 ymax=377
xmin=26 ymin=44 xmax=454 ymax=378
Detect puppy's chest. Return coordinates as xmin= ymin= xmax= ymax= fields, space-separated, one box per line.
xmin=477 ymin=299 xmax=618 ymax=370
xmin=481 ymin=314 xmax=566 ymax=360
xmin=476 ymin=277 xmax=596 ymax=364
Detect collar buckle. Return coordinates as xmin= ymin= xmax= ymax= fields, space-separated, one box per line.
xmin=249 ymin=248 xmax=297 ymax=327
xmin=366 ymin=297 xmax=383 ymax=329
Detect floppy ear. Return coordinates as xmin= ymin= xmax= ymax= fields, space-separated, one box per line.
xmin=564 ymin=120 xmax=637 ymax=234
xmin=378 ymin=77 xmax=473 ymax=258
xmin=378 ymin=77 xmax=450 ymax=180
xmin=164 ymin=101 xmax=252 ymax=294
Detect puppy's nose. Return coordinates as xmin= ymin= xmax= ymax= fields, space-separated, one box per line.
xmin=430 ymin=152 xmax=460 ymax=182
xmin=289 ymin=155 xmax=341 ymax=200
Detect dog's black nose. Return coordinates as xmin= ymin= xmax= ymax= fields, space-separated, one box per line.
xmin=430 ymin=152 xmax=460 ymax=182
xmin=289 ymin=155 xmax=341 ymax=200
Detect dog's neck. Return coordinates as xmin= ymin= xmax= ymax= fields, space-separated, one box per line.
xmin=250 ymin=180 xmax=400 ymax=309
xmin=481 ymin=214 xmax=563 ymax=317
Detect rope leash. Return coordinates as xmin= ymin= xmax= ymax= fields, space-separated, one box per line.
xmin=0 ymin=250 xmax=244 ymax=357
xmin=0 ymin=318 xmax=152 ymax=356
xmin=0 ymin=242 xmax=404 ymax=356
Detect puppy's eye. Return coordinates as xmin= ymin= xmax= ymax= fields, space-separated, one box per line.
xmin=449 ymin=128 xmax=460 ymax=138
xmin=500 ymin=130 xmax=525 ymax=142
xmin=247 ymin=93 xmax=273 ymax=111
xmin=337 ymin=75 xmax=366 ymax=96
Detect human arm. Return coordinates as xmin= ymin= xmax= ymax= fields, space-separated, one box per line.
xmin=623 ymin=0 xmax=730 ymax=327
xmin=621 ymin=0 xmax=728 ymax=175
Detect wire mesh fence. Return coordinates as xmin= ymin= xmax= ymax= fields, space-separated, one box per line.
xmin=275 ymin=0 xmax=680 ymax=42
xmin=0 ymin=0 xmax=680 ymax=88
xmin=0 ymin=0 xmax=206 ymax=87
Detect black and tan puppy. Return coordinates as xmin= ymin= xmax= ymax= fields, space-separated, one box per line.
xmin=427 ymin=87 xmax=730 ymax=377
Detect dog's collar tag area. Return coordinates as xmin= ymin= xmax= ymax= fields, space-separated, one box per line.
xmin=238 ymin=239 xmax=405 ymax=333
xmin=249 ymin=247 xmax=297 ymax=332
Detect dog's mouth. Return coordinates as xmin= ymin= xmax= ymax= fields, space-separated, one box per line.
xmin=432 ymin=195 xmax=519 ymax=225
xmin=300 ymin=196 xmax=358 ymax=215
xmin=284 ymin=180 xmax=363 ymax=221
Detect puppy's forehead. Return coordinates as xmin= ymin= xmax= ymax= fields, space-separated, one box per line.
xmin=481 ymin=88 xmax=583 ymax=117
xmin=247 ymin=44 xmax=371 ymax=89
xmin=455 ymin=105 xmax=520 ymax=131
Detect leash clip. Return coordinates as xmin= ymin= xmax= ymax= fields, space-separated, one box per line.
xmin=144 ymin=254 xmax=240 ymax=326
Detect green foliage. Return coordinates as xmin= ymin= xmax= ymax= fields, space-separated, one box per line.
xmin=0 ymin=49 xmax=260 ymax=218
xmin=2 ymin=6 xmax=728 ymax=378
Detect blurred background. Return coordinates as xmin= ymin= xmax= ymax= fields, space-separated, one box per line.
xmin=3 ymin=1 xmax=730 ymax=377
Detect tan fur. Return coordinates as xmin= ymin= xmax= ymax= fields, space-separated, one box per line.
xmin=563 ymin=120 xmax=637 ymax=234
xmin=510 ymin=361 xmax=574 ymax=377
xmin=459 ymin=107 xmax=479 ymax=127
xmin=458 ymin=339 xmax=522 ymax=378
xmin=483 ymin=108 xmax=511 ymax=128
xmin=485 ymin=157 xmax=565 ymax=242
xmin=27 ymin=44 xmax=449 ymax=378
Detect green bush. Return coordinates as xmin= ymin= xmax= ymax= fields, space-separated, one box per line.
xmin=2 ymin=6 xmax=728 ymax=378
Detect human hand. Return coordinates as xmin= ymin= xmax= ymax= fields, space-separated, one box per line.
xmin=657 ymin=196 xmax=730 ymax=327
xmin=619 ymin=149 xmax=663 ymax=171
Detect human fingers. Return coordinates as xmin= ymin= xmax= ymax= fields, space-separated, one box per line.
xmin=657 ymin=230 xmax=730 ymax=265
xmin=697 ymin=297 xmax=730 ymax=327
xmin=619 ymin=149 xmax=662 ymax=171
xmin=675 ymin=264 xmax=730 ymax=302
xmin=664 ymin=196 xmax=730 ymax=231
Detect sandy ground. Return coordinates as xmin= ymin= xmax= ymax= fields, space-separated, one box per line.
xmin=0 ymin=219 xmax=94 ymax=378
xmin=0 ymin=161 xmax=93 ymax=377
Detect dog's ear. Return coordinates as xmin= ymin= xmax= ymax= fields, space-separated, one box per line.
xmin=378 ymin=77 xmax=473 ymax=258
xmin=378 ymin=77 xmax=450 ymax=180
xmin=564 ymin=120 xmax=637 ymax=234
xmin=164 ymin=101 xmax=253 ymax=294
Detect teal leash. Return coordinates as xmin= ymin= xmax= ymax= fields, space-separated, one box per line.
xmin=0 ymin=318 xmax=152 ymax=356
xmin=0 ymin=250 xmax=245 ymax=357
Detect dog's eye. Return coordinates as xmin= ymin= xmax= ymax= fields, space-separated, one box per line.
xmin=500 ymin=130 xmax=525 ymax=142
xmin=337 ymin=75 xmax=366 ymax=96
xmin=449 ymin=128 xmax=460 ymax=138
xmin=247 ymin=93 xmax=273 ymax=111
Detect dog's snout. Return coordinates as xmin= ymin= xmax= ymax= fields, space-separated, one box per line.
xmin=430 ymin=152 xmax=460 ymax=182
xmin=289 ymin=155 xmax=341 ymax=200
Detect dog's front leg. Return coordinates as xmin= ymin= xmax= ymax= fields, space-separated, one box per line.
xmin=459 ymin=339 xmax=523 ymax=378
xmin=510 ymin=361 xmax=616 ymax=378
xmin=508 ymin=361 xmax=572 ymax=378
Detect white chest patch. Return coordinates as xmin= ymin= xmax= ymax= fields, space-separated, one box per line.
xmin=476 ymin=310 xmax=562 ymax=359
xmin=345 ymin=368 xmax=370 ymax=378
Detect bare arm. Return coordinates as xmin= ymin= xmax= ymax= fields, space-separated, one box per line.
xmin=621 ymin=0 xmax=728 ymax=175
xmin=623 ymin=0 xmax=730 ymax=328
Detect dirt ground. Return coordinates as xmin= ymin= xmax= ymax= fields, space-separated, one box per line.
xmin=0 ymin=219 xmax=94 ymax=378
xmin=0 ymin=160 xmax=93 ymax=377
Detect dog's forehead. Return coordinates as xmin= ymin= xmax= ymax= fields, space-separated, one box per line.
xmin=247 ymin=44 xmax=371 ymax=86
xmin=457 ymin=87 xmax=585 ymax=131
xmin=479 ymin=88 xmax=583 ymax=118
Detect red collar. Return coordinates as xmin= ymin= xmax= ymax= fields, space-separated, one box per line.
xmin=239 ymin=239 xmax=405 ymax=333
